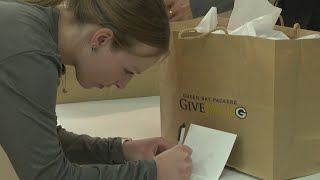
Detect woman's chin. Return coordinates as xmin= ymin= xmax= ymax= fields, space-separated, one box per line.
xmin=78 ymin=81 xmax=93 ymax=89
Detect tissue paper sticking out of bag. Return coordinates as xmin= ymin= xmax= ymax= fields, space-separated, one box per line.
xmin=229 ymin=21 xmax=256 ymax=36
xmin=297 ymin=34 xmax=320 ymax=40
xmin=195 ymin=0 xmax=290 ymax=39
xmin=195 ymin=7 xmax=218 ymax=33
xmin=195 ymin=0 xmax=320 ymax=40
xmin=228 ymin=0 xmax=281 ymax=33
xmin=229 ymin=12 xmax=289 ymax=39
xmin=258 ymin=31 xmax=290 ymax=40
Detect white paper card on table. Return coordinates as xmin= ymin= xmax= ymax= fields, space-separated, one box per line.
xmin=184 ymin=124 xmax=237 ymax=180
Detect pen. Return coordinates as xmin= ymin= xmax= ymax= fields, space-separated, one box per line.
xmin=178 ymin=123 xmax=186 ymax=145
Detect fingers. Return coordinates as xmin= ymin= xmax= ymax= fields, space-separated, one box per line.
xmin=184 ymin=165 xmax=193 ymax=178
xmin=185 ymin=155 xmax=192 ymax=163
xmin=179 ymin=145 xmax=193 ymax=155
xmin=169 ymin=3 xmax=193 ymax=22
xmin=155 ymin=137 xmax=174 ymax=155
xmin=170 ymin=14 xmax=182 ymax=22
xmin=168 ymin=1 xmax=181 ymax=17
xmin=166 ymin=0 xmax=182 ymax=20
xmin=182 ymin=152 xmax=193 ymax=178
xmin=154 ymin=143 xmax=193 ymax=180
xmin=182 ymin=3 xmax=193 ymax=19
xmin=164 ymin=0 xmax=174 ymax=8
xmin=159 ymin=137 xmax=173 ymax=149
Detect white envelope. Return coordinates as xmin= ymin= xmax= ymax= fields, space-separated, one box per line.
xmin=184 ymin=124 xmax=237 ymax=180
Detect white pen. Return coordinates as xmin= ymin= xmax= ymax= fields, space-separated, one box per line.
xmin=178 ymin=123 xmax=186 ymax=145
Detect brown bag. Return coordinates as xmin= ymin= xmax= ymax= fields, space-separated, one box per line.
xmin=0 ymin=145 xmax=19 ymax=180
xmin=161 ymin=17 xmax=320 ymax=180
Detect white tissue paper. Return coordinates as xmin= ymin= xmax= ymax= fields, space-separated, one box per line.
xmin=196 ymin=0 xmax=320 ymax=40
xmin=229 ymin=21 xmax=256 ymax=36
xmin=195 ymin=0 xmax=291 ymax=39
xmin=297 ymin=34 xmax=320 ymax=40
xmin=228 ymin=0 xmax=289 ymax=39
xmin=228 ymin=0 xmax=281 ymax=32
xmin=195 ymin=7 xmax=218 ymax=33
xmin=258 ymin=29 xmax=290 ymax=40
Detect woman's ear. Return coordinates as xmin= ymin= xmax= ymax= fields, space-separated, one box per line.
xmin=90 ymin=28 xmax=114 ymax=48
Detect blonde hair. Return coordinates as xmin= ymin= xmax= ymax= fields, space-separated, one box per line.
xmin=26 ymin=0 xmax=64 ymax=6
xmin=26 ymin=0 xmax=170 ymax=52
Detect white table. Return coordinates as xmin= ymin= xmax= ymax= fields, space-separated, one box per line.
xmin=57 ymin=96 xmax=320 ymax=180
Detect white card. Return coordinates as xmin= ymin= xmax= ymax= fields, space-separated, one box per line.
xmin=184 ymin=124 xmax=237 ymax=180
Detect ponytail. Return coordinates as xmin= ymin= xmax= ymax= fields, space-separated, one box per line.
xmin=25 ymin=0 xmax=64 ymax=6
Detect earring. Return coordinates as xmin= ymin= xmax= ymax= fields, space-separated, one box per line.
xmin=91 ymin=43 xmax=97 ymax=52
xmin=61 ymin=64 xmax=67 ymax=93
xmin=62 ymin=73 xmax=67 ymax=93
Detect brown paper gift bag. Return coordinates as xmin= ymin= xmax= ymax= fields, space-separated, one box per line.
xmin=160 ymin=18 xmax=320 ymax=180
xmin=0 ymin=145 xmax=19 ymax=180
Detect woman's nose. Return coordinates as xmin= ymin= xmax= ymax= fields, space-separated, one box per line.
xmin=116 ymin=74 xmax=134 ymax=89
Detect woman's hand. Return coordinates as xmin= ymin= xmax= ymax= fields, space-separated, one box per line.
xmin=122 ymin=137 xmax=172 ymax=161
xmin=165 ymin=0 xmax=193 ymax=22
xmin=155 ymin=145 xmax=193 ymax=180
xmin=122 ymin=138 xmax=193 ymax=180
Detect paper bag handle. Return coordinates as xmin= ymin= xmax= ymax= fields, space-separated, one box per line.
xmin=278 ymin=15 xmax=301 ymax=38
xmin=279 ymin=15 xmax=285 ymax=27
xmin=291 ymin=23 xmax=301 ymax=38
xmin=178 ymin=27 xmax=229 ymax=40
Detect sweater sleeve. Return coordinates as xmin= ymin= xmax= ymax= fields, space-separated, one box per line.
xmin=57 ymin=126 xmax=125 ymax=165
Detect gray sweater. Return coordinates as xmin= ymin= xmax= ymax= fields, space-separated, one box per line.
xmin=0 ymin=0 xmax=156 ymax=179
xmin=190 ymin=0 xmax=235 ymax=17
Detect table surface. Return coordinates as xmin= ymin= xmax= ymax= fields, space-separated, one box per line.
xmin=56 ymin=96 xmax=320 ymax=180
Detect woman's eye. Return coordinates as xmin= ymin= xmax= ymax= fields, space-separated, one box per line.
xmin=124 ymin=69 xmax=134 ymax=75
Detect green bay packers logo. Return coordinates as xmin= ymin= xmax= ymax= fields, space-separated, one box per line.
xmin=235 ymin=107 xmax=247 ymax=119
